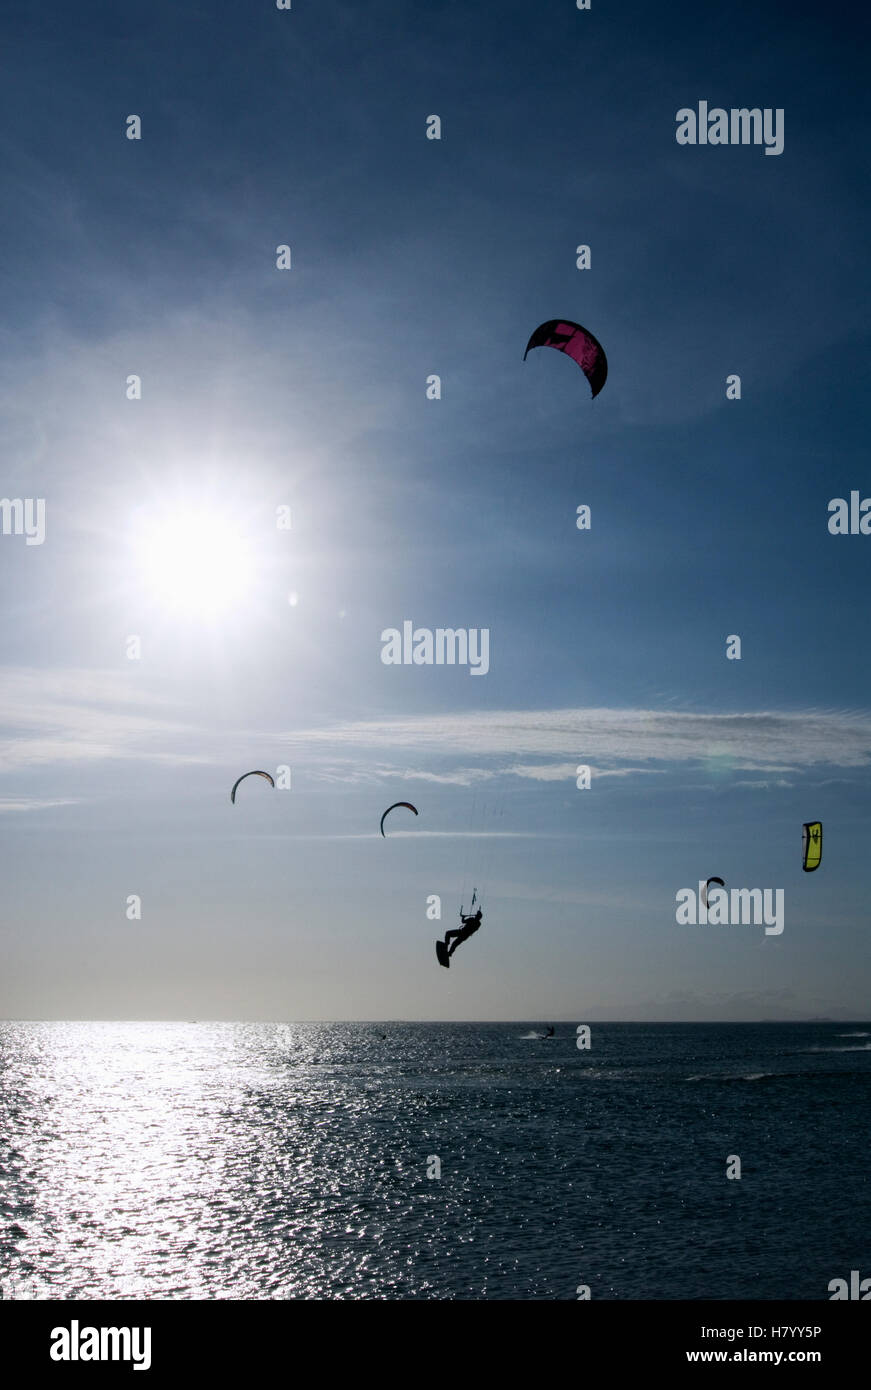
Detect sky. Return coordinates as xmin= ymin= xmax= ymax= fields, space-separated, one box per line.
xmin=0 ymin=0 xmax=869 ymax=1021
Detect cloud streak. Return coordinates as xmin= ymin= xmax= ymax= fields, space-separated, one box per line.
xmin=286 ymin=707 xmax=871 ymax=775
xmin=2 ymin=673 xmax=868 ymax=794
xmin=0 ymin=797 xmax=79 ymax=814
xmin=0 ymin=668 xmax=205 ymax=773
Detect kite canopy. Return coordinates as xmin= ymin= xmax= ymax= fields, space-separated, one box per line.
xmin=524 ymin=319 xmax=608 ymax=398
xmin=702 ymin=876 xmax=725 ymax=908
xmin=802 ymin=821 xmax=822 ymax=871
xmin=230 ymin=770 xmax=275 ymax=804
xmin=380 ymin=801 xmax=419 ymax=837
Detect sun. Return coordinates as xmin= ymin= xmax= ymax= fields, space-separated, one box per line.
xmin=131 ymin=507 xmax=254 ymax=618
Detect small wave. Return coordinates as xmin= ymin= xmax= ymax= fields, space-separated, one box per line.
xmin=804 ymin=1043 xmax=871 ymax=1053
xmin=835 ymin=1031 xmax=870 ymax=1038
xmin=686 ymin=1072 xmax=773 ymax=1082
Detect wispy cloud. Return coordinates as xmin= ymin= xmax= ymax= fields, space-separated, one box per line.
xmin=0 ymin=668 xmax=198 ymax=773
xmin=284 ymin=707 xmax=871 ymax=775
xmin=287 ymin=830 xmax=541 ymax=841
xmin=3 ymin=673 xmax=869 ymax=795
xmin=0 ymin=797 xmax=79 ymax=813
xmin=309 ymin=762 xmax=498 ymax=788
xmin=732 ymin=778 xmax=794 ymax=790
xmin=507 ymin=762 xmax=668 ymax=782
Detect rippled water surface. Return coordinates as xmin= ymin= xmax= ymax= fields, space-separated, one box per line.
xmin=1 ymin=1021 xmax=868 ymax=1299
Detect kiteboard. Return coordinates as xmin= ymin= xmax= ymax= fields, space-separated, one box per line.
xmin=436 ymin=940 xmax=450 ymax=968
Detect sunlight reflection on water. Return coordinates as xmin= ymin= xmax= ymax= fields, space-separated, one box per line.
xmin=1 ymin=1020 xmax=868 ymax=1299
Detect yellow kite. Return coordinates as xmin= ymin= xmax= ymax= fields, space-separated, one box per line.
xmin=802 ymin=821 xmax=822 ymax=872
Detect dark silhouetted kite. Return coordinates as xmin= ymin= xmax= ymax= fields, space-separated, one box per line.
xmin=524 ymin=319 xmax=608 ymax=398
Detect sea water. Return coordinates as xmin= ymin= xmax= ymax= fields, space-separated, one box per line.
xmin=0 ymin=1021 xmax=868 ymax=1300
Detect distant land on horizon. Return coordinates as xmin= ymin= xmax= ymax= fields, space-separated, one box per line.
xmin=4 ymin=1015 xmax=868 ymax=1026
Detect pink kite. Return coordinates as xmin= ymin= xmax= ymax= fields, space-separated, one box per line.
xmin=523 ymin=319 xmax=608 ymax=398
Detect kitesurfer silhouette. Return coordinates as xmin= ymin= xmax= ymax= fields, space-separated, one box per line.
xmin=443 ymin=907 xmax=482 ymax=958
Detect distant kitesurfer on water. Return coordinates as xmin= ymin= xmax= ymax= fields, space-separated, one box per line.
xmin=444 ymin=907 xmax=482 ymax=959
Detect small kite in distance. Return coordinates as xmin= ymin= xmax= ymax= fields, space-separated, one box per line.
xmin=523 ymin=319 xmax=608 ymax=398
xmin=230 ymin=770 xmax=275 ymax=804
xmin=702 ymin=876 xmax=725 ymax=908
xmin=802 ymin=822 xmax=822 ymax=872
xmin=380 ymin=801 xmax=419 ymax=837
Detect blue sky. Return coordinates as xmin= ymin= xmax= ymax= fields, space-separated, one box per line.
xmin=1 ymin=0 xmax=869 ymax=1020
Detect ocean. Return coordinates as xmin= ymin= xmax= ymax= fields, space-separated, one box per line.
xmin=1 ymin=1021 xmax=868 ymax=1300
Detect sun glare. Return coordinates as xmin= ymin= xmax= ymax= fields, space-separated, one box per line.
xmin=133 ymin=509 xmax=254 ymax=618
